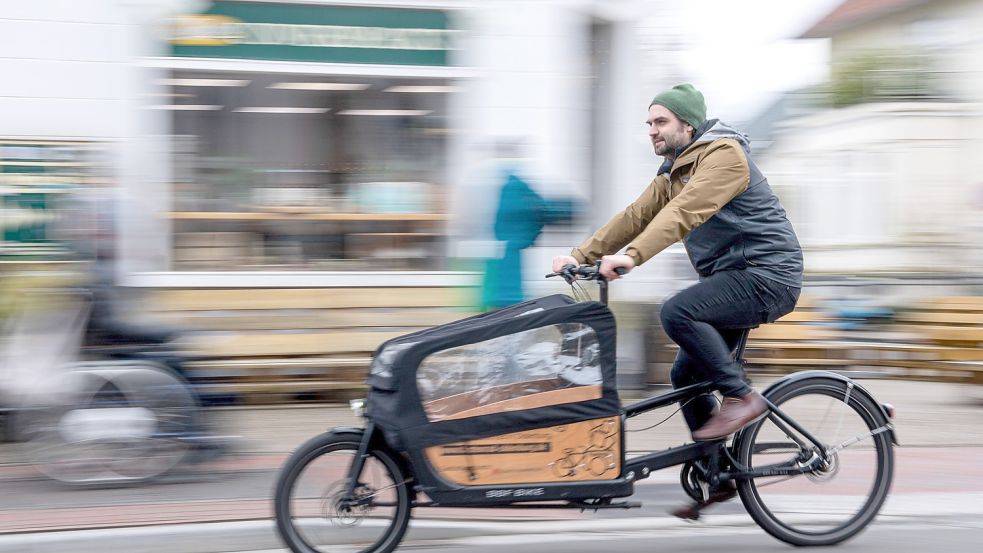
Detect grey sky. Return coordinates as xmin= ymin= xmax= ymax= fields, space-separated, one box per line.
xmin=672 ymin=0 xmax=843 ymax=122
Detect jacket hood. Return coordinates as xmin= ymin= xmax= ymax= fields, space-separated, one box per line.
xmin=658 ymin=119 xmax=751 ymax=175
xmin=694 ymin=119 xmax=751 ymax=154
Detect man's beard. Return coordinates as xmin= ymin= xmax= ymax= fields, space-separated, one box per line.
xmin=653 ymin=137 xmax=678 ymax=156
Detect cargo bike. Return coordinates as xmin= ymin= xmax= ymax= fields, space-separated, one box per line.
xmin=273 ymin=264 xmax=897 ymax=553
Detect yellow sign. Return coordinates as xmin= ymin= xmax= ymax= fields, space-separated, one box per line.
xmin=169 ymin=15 xmax=245 ymax=46
xmin=168 ymin=15 xmax=453 ymax=51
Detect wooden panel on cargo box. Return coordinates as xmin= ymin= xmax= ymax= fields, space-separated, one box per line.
xmin=424 ymin=416 xmax=620 ymax=486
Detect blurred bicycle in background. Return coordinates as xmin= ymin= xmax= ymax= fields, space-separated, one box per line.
xmin=0 ymin=287 xmax=233 ymax=486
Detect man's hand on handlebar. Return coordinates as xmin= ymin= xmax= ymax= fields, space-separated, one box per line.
xmin=551 ymin=255 xmax=580 ymax=273
xmin=599 ymin=254 xmax=635 ymax=280
xmin=549 ymin=254 xmax=634 ymax=281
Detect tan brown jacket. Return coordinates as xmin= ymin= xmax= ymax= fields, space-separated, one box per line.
xmin=571 ymin=120 xmax=802 ymax=286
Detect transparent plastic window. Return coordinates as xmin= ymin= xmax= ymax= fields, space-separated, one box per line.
xmin=369 ymin=341 xmax=419 ymax=380
xmin=417 ymin=323 xmax=602 ymax=421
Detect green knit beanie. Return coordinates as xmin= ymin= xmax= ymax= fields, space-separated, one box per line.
xmin=650 ymin=83 xmax=706 ymax=129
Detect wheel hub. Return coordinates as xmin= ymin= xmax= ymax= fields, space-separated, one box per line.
xmin=807 ymin=450 xmax=840 ymax=482
xmin=324 ymin=483 xmax=373 ymax=527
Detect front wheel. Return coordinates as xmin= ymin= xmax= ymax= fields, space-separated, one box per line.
xmin=274 ymin=431 xmax=411 ymax=553
xmin=735 ymin=377 xmax=894 ymax=546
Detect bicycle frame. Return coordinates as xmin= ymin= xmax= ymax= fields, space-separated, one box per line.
xmin=339 ymin=370 xmax=845 ymax=509
xmin=336 ymin=266 xmax=894 ymax=510
xmin=274 ymin=264 xmax=899 ymax=553
xmin=618 ymin=361 xmax=832 ymax=487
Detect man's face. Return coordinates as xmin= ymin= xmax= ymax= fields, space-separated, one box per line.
xmin=647 ymin=104 xmax=693 ymax=157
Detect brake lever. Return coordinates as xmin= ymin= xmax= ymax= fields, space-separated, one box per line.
xmin=545 ymin=267 xmax=577 ymax=284
xmin=560 ymin=264 xmax=578 ymax=284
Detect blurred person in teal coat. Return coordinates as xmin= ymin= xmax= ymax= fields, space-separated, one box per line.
xmin=481 ymin=167 xmax=576 ymax=310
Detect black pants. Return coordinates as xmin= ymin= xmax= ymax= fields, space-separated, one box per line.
xmin=660 ymin=270 xmax=800 ymax=431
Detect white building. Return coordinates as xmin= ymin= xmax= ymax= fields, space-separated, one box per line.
xmin=1 ymin=0 xmax=677 ymax=292
xmin=759 ymin=0 xmax=983 ymax=276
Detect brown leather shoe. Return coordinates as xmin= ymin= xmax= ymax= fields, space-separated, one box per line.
xmin=670 ymin=480 xmax=738 ymax=521
xmin=691 ymin=390 xmax=768 ymax=441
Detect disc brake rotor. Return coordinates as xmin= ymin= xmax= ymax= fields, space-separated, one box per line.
xmin=323 ymin=482 xmax=374 ymax=527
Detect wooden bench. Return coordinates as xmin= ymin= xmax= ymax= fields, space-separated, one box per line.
xmin=892 ymin=298 xmax=983 ymax=347
xmin=144 ymin=286 xmax=477 ymax=404
xmin=876 ymin=297 xmax=983 ymax=383
xmin=743 ymin=296 xmax=850 ymax=374
xmin=142 ymin=288 xmax=983 ymax=401
xmin=740 ymin=294 xmax=983 ymax=384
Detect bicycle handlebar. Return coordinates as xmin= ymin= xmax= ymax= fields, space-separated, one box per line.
xmin=545 ymin=262 xmax=625 ymax=305
xmin=545 ymin=263 xmax=626 ymax=284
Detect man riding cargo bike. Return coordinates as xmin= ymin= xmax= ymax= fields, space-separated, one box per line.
xmin=553 ymin=83 xmax=803 ymax=517
xmin=272 ymin=85 xmax=896 ymax=553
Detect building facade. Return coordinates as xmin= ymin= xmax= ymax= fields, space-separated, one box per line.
xmin=760 ymin=0 xmax=983 ymax=276
xmin=2 ymin=0 xmax=673 ymax=292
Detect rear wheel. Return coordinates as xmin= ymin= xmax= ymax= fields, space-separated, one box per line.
xmin=28 ymin=362 xmax=196 ymax=485
xmin=735 ymin=377 xmax=893 ymax=546
xmin=274 ymin=432 xmax=411 ymax=553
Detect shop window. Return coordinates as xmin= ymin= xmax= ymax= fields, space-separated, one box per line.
xmin=166 ymin=71 xmax=452 ymax=271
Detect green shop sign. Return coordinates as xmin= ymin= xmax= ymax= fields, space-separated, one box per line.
xmin=169 ymin=1 xmax=458 ymax=66
xmin=1 ymin=140 xmax=100 ymax=260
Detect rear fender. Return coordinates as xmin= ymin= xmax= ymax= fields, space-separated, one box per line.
xmin=745 ymin=371 xmax=899 ymax=446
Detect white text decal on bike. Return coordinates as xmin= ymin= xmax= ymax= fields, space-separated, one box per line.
xmin=485 ymin=488 xmax=545 ymax=498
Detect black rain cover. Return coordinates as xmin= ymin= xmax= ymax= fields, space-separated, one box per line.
xmin=366 ymin=294 xmax=620 ymax=450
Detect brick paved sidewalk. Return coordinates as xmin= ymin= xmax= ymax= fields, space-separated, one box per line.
xmin=2 ymin=446 xmax=982 ymax=534
xmin=2 ymin=379 xmax=981 ymax=535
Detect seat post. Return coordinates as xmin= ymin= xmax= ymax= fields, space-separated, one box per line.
xmin=733 ymin=328 xmax=752 ymax=362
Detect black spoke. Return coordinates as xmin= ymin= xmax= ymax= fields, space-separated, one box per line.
xmin=734 ymin=377 xmax=894 ymax=547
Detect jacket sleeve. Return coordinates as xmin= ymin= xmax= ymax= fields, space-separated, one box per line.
xmin=570 ymin=175 xmax=669 ymax=265
xmin=624 ymin=139 xmax=750 ymax=265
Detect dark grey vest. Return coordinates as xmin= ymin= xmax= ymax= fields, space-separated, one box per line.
xmin=682 ymin=155 xmax=803 ymax=287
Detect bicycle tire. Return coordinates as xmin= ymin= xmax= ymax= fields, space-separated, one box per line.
xmin=735 ymin=377 xmax=894 ymax=546
xmin=28 ymin=362 xmax=196 ymax=486
xmin=274 ymin=431 xmax=411 ymax=553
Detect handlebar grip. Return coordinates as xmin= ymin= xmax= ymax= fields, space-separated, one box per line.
xmin=614 ymin=267 xmax=627 ymax=276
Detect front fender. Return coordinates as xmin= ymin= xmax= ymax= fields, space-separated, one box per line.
xmin=326 ymin=425 xmax=418 ymax=501
xmin=329 ymin=426 xmax=367 ymax=436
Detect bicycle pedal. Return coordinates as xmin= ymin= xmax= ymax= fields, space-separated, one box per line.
xmin=699 ymin=481 xmax=710 ymax=503
xmin=670 ymin=503 xmax=703 ymax=521
xmin=587 ymin=500 xmax=642 ymax=510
